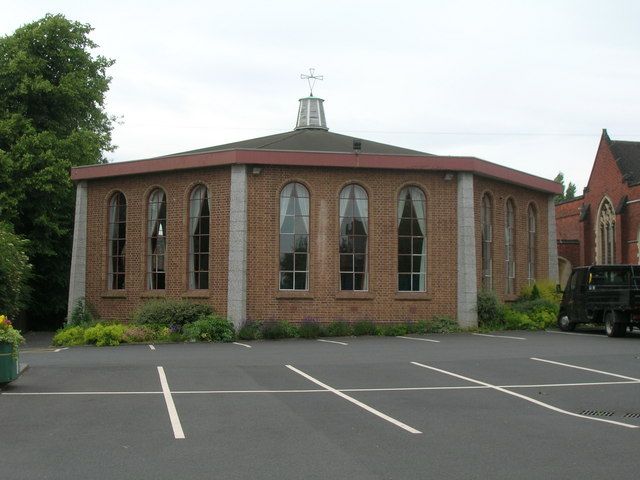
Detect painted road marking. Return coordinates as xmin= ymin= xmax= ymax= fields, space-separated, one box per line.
xmin=531 ymin=357 xmax=640 ymax=382
xmin=233 ymin=342 xmax=252 ymax=348
xmin=545 ymin=330 xmax=605 ymax=337
xmin=54 ymin=348 xmax=69 ymax=352
xmin=397 ymin=336 xmax=440 ymax=343
xmin=472 ymin=333 xmax=526 ymax=340
xmin=317 ymin=339 xmax=348 ymax=346
xmin=411 ymin=361 xmax=639 ymax=429
xmin=286 ymin=364 xmax=422 ymax=434
xmin=157 ymin=366 xmax=185 ymax=439
xmin=148 ymin=345 xmax=156 ymax=350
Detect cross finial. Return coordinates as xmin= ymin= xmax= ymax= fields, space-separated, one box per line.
xmin=300 ymin=68 xmax=323 ymax=97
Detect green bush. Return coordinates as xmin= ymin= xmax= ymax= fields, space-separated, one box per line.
xmin=68 ymin=297 xmax=97 ymax=326
xmin=325 ymin=321 xmax=353 ymax=337
xmin=352 ymin=320 xmax=378 ymax=336
xmin=510 ymin=298 xmax=559 ymax=316
xmin=298 ymin=319 xmax=323 ymax=339
xmin=238 ymin=321 xmax=262 ymax=340
xmin=520 ymin=280 xmax=561 ymax=303
xmin=262 ymin=321 xmax=299 ymax=340
xmin=84 ymin=323 xmax=125 ymax=346
xmin=52 ymin=326 xmax=86 ymax=346
xmin=425 ymin=316 xmax=461 ymax=333
xmin=132 ymin=299 xmax=213 ymax=327
xmin=0 ymin=223 xmax=31 ymax=319
xmin=406 ymin=320 xmax=429 ymax=334
xmin=122 ymin=324 xmax=173 ymax=343
xmin=477 ymin=291 xmax=504 ymax=327
xmin=182 ymin=315 xmax=235 ymax=342
xmin=378 ymin=323 xmax=408 ymax=336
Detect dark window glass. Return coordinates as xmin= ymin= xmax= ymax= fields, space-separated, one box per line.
xmin=108 ymin=192 xmax=126 ymax=290
xmin=279 ymin=183 xmax=309 ymax=290
xmin=505 ymin=199 xmax=515 ymax=294
xmin=189 ymin=185 xmax=210 ymax=289
xmin=527 ymin=205 xmax=536 ymax=285
xmin=147 ymin=189 xmax=167 ymax=290
xmin=481 ymin=194 xmax=493 ymax=290
xmin=397 ymin=187 xmax=426 ymax=291
xmin=339 ymin=185 xmax=368 ymax=290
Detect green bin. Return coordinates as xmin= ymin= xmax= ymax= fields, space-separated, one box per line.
xmin=0 ymin=342 xmax=19 ymax=383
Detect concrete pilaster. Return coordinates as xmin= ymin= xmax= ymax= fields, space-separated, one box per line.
xmin=226 ymin=165 xmax=248 ymax=328
xmin=457 ymin=172 xmax=478 ymax=328
xmin=547 ymin=196 xmax=559 ymax=283
xmin=67 ymin=181 xmax=88 ymax=320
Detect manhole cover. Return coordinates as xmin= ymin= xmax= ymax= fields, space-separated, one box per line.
xmin=580 ymin=410 xmax=615 ymax=417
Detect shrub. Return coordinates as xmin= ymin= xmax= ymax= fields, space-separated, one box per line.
xmin=510 ymin=298 xmax=559 ymax=316
xmin=425 ymin=315 xmax=460 ymax=333
xmin=520 ymin=280 xmax=561 ymax=303
xmin=262 ymin=321 xmax=299 ymax=340
xmin=52 ymin=325 xmax=86 ymax=346
xmin=132 ymin=299 xmax=213 ymax=326
xmin=477 ymin=291 xmax=504 ymax=327
xmin=121 ymin=324 xmax=169 ymax=343
xmin=378 ymin=323 xmax=408 ymax=336
xmin=406 ymin=320 xmax=429 ymax=334
xmin=325 ymin=321 xmax=353 ymax=337
xmin=238 ymin=321 xmax=262 ymax=340
xmin=298 ymin=318 xmax=323 ymax=339
xmin=83 ymin=323 xmax=125 ymax=346
xmin=68 ymin=297 xmax=97 ymax=326
xmin=182 ymin=315 xmax=235 ymax=342
xmin=352 ymin=320 xmax=378 ymax=336
xmin=0 ymin=223 xmax=31 ymax=319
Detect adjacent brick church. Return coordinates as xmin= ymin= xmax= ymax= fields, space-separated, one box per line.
xmin=68 ymin=92 xmax=561 ymax=328
xmin=556 ymin=129 xmax=640 ymax=286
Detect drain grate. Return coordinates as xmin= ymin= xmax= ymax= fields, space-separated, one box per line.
xmin=580 ymin=410 xmax=615 ymax=417
xmin=623 ymin=412 xmax=640 ymax=419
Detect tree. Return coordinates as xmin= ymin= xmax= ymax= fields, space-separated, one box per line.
xmin=0 ymin=14 xmax=115 ymax=329
xmin=554 ymin=172 xmax=577 ymax=204
xmin=0 ymin=223 xmax=31 ymax=322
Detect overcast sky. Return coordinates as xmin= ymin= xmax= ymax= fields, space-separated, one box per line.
xmin=3 ymin=0 xmax=640 ymax=191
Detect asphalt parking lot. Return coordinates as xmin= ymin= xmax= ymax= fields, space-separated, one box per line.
xmin=2 ymin=329 xmax=640 ymax=480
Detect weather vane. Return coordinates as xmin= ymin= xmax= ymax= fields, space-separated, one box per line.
xmin=300 ymin=68 xmax=323 ymax=97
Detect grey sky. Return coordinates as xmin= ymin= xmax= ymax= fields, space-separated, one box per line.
xmin=3 ymin=0 xmax=640 ymax=191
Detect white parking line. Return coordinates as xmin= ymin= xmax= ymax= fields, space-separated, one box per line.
xmin=157 ymin=366 xmax=185 ymax=439
xmin=397 ymin=336 xmax=440 ymax=343
xmin=411 ymin=361 xmax=638 ymax=429
xmin=232 ymin=342 xmax=252 ymax=348
xmin=148 ymin=345 xmax=156 ymax=350
xmin=545 ymin=330 xmax=605 ymax=337
xmin=286 ymin=364 xmax=422 ymax=434
xmin=54 ymin=347 xmax=68 ymax=352
xmin=531 ymin=358 xmax=640 ymax=382
xmin=317 ymin=339 xmax=348 ymax=346
xmin=472 ymin=333 xmax=526 ymax=340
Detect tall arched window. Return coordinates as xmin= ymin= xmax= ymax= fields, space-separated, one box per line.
xmin=339 ymin=184 xmax=368 ymax=291
xmin=481 ymin=193 xmax=493 ymax=290
xmin=147 ymin=188 xmax=167 ymax=290
xmin=108 ymin=192 xmax=126 ymax=290
xmin=189 ymin=185 xmax=210 ymax=289
xmin=505 ymin=199 xmax=515 ymax=294
xmin=527 ymin=204 xmax=536 ymax=284
xmin=279 ymin=182 xmax=309 ymax=290
xmin=597 ymin=198 xmax=616 ymax=264
xmin=398 ymin=186 xmax=426 ymax=292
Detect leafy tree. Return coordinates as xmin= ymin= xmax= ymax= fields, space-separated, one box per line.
xmin=0 ymin=14 xmax=115 ymax=329
xmin=554 ymin=172 xmax=577 ymax=204
xmin=565 ymin=182 xmax=577 ymax=200
xmin=0 ymin=222 xmax=31 ymax=320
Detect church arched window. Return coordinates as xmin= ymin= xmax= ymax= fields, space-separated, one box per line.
xmin=108 ymin=192 xmax=126 ymax=290
xmin=481 ymin=193 xmax=493 ymax=290
xmin=597 ymin=198 xmax=616 ymax=264
xmin=527 ymin=204 xmax=536 ymax=284
xmin=188 ymin=185 xmax=210 ymax=290
xmin=505 ymin=199 xmax=515 ymax=294
xmin=279 ymin=182 xmax=310 ymax=290
xmin=397 ymin=186 xmax=426 ymax=292
xmin=147 ymin=188 xmax=167 ymax=290
xmin=339 ymin=184 xmax=368 ymax=291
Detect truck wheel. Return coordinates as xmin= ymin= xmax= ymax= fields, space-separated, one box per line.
xmin=604 ymin=311 xmax=627 ymax=338
xmin=557 ymin=314 xmax=576 ymax=332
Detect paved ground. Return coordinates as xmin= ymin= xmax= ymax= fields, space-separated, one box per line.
xmin=2 ymin=329 xmax=640 ymax=479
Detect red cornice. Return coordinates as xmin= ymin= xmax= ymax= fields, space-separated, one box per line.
xmin=71 ymin=148 xmax=562 ymax=194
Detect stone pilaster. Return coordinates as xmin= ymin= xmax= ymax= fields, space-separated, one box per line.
xmin=457 ymin=172 xmax=478 ymax=328
xmin=67 ymin=181 xmax=88 ymax=320
xmin=226 ymin=165 xmax=248 ymax=328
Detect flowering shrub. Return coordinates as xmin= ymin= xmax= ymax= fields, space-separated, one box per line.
xmin=0 ymin=314 xmax=25 ymax=358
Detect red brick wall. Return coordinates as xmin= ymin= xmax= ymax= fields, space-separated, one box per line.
xmin=473 ymin=176 xmax=551 ymax=301
xmin=84 ymin=167 xmax=230 ymax=320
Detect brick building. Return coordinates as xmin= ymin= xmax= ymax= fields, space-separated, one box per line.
xmin=556 ymin=129 xmax=640 ymax=287
xmin=68 ymin=94 xmax=561 ymax=328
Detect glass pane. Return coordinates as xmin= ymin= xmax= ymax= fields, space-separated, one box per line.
xmin=398 ymin=274 xmax=411 ymax=291
xmin=401 ymin=200 xmax=413 ymax=219
xmin=294 ymin=254 xmax=307 ymax=271
xmin=199 ymin=254 xmax=209 ymax=271
xmin=398 ymin=255 xmax=411 ymax=273
xmin=398 ymin=237 xmax=411 ymax=254
xmin=118 ymin=222 xmax=126 ymax=239
xmin=280 ymin=272 xmax=293 ymax=290
xmin=353 ymin=236 xmax=367 ymax=253
xmin=280 ymin=253 xmax=294 ymax=271
xmin=412 ymin=218 xmax=422 ymax=236
xmin=294 ymin=235 xmax=308 ymax=253
xmin=398 ymin=218 xmax=411 ymax=236
xmin=294 ymin=272 xmax=307 ymax=290
xmin=341 ymin=273 xmax=353 ymax=290
xmin=354 ymin=254 xmax=366 ymax=272
xmin=285 ymin=196 xmax=295 ymax=215
xmin=340 ymin=254 xmax=353 ymax=272
xmin=199 ymin=272 xmax=209 ymax=289
xmin=352 ymin=218 xmax=367 ymax=235
xmin=296 ymin=197 xmax=309 ymax=216
xmin=280 ymin=234 xmax=294 ymax=253
xmin=413 ymin=255 xmax=424 ymax=273
xmin=157 ymin=273 xmax=165 ymax=290
xmin=116 ymin=274 xmax=125 ymax=290
xmin=117 ymin=255 xmax=125 ymax=273
xmin=412 ymin=237 xmax=424 ymax=255
xmin=199 ymin=217 xmax=210 ymax=235
xmin=412 ymin=274 xmax=421 ymax=291
xmin=339 ymin=236 xmax=353 ymax=253
xmin=280 ymin=216 xmax=294 ymax=234
xmin=294 ymin=216 xmax=308 ymax=234
xmin=118 ymin=204 xmax=126 ymax=221
xmin=354 ymin=273 xmax=366 ymax=290
xmin=340 ymin=218 xmax=353 ymax=235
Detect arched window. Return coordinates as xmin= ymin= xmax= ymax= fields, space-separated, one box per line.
xmin=481 ymin=194 xmax=493 ymax=290
xmin=527 ymin=205 xmax=536 ymax=284
xmin=398 ymin=186 xmax=426 ymax=292
xmin=279 ymin=182 xmax=309 ymax=290
xmin=505 ymin=199 xmax=515 ymax=294
xmin=108 ymin=192 xmax=126 ymax=290
xmin=189 ymin=185 xmax=210 ymax=289
xmin=339 ymin=184 xmax=368 ymax=291
xmin=147 ymin=188 xmax=167 ymax=290
xmin=597 ymin=198 xmax=616 ymax=264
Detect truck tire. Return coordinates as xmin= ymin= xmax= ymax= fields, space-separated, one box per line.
xmin=557 ymin=313 xmax=576 ymax=332
xmin=604 ymin=311 xmax=627 ymax=338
